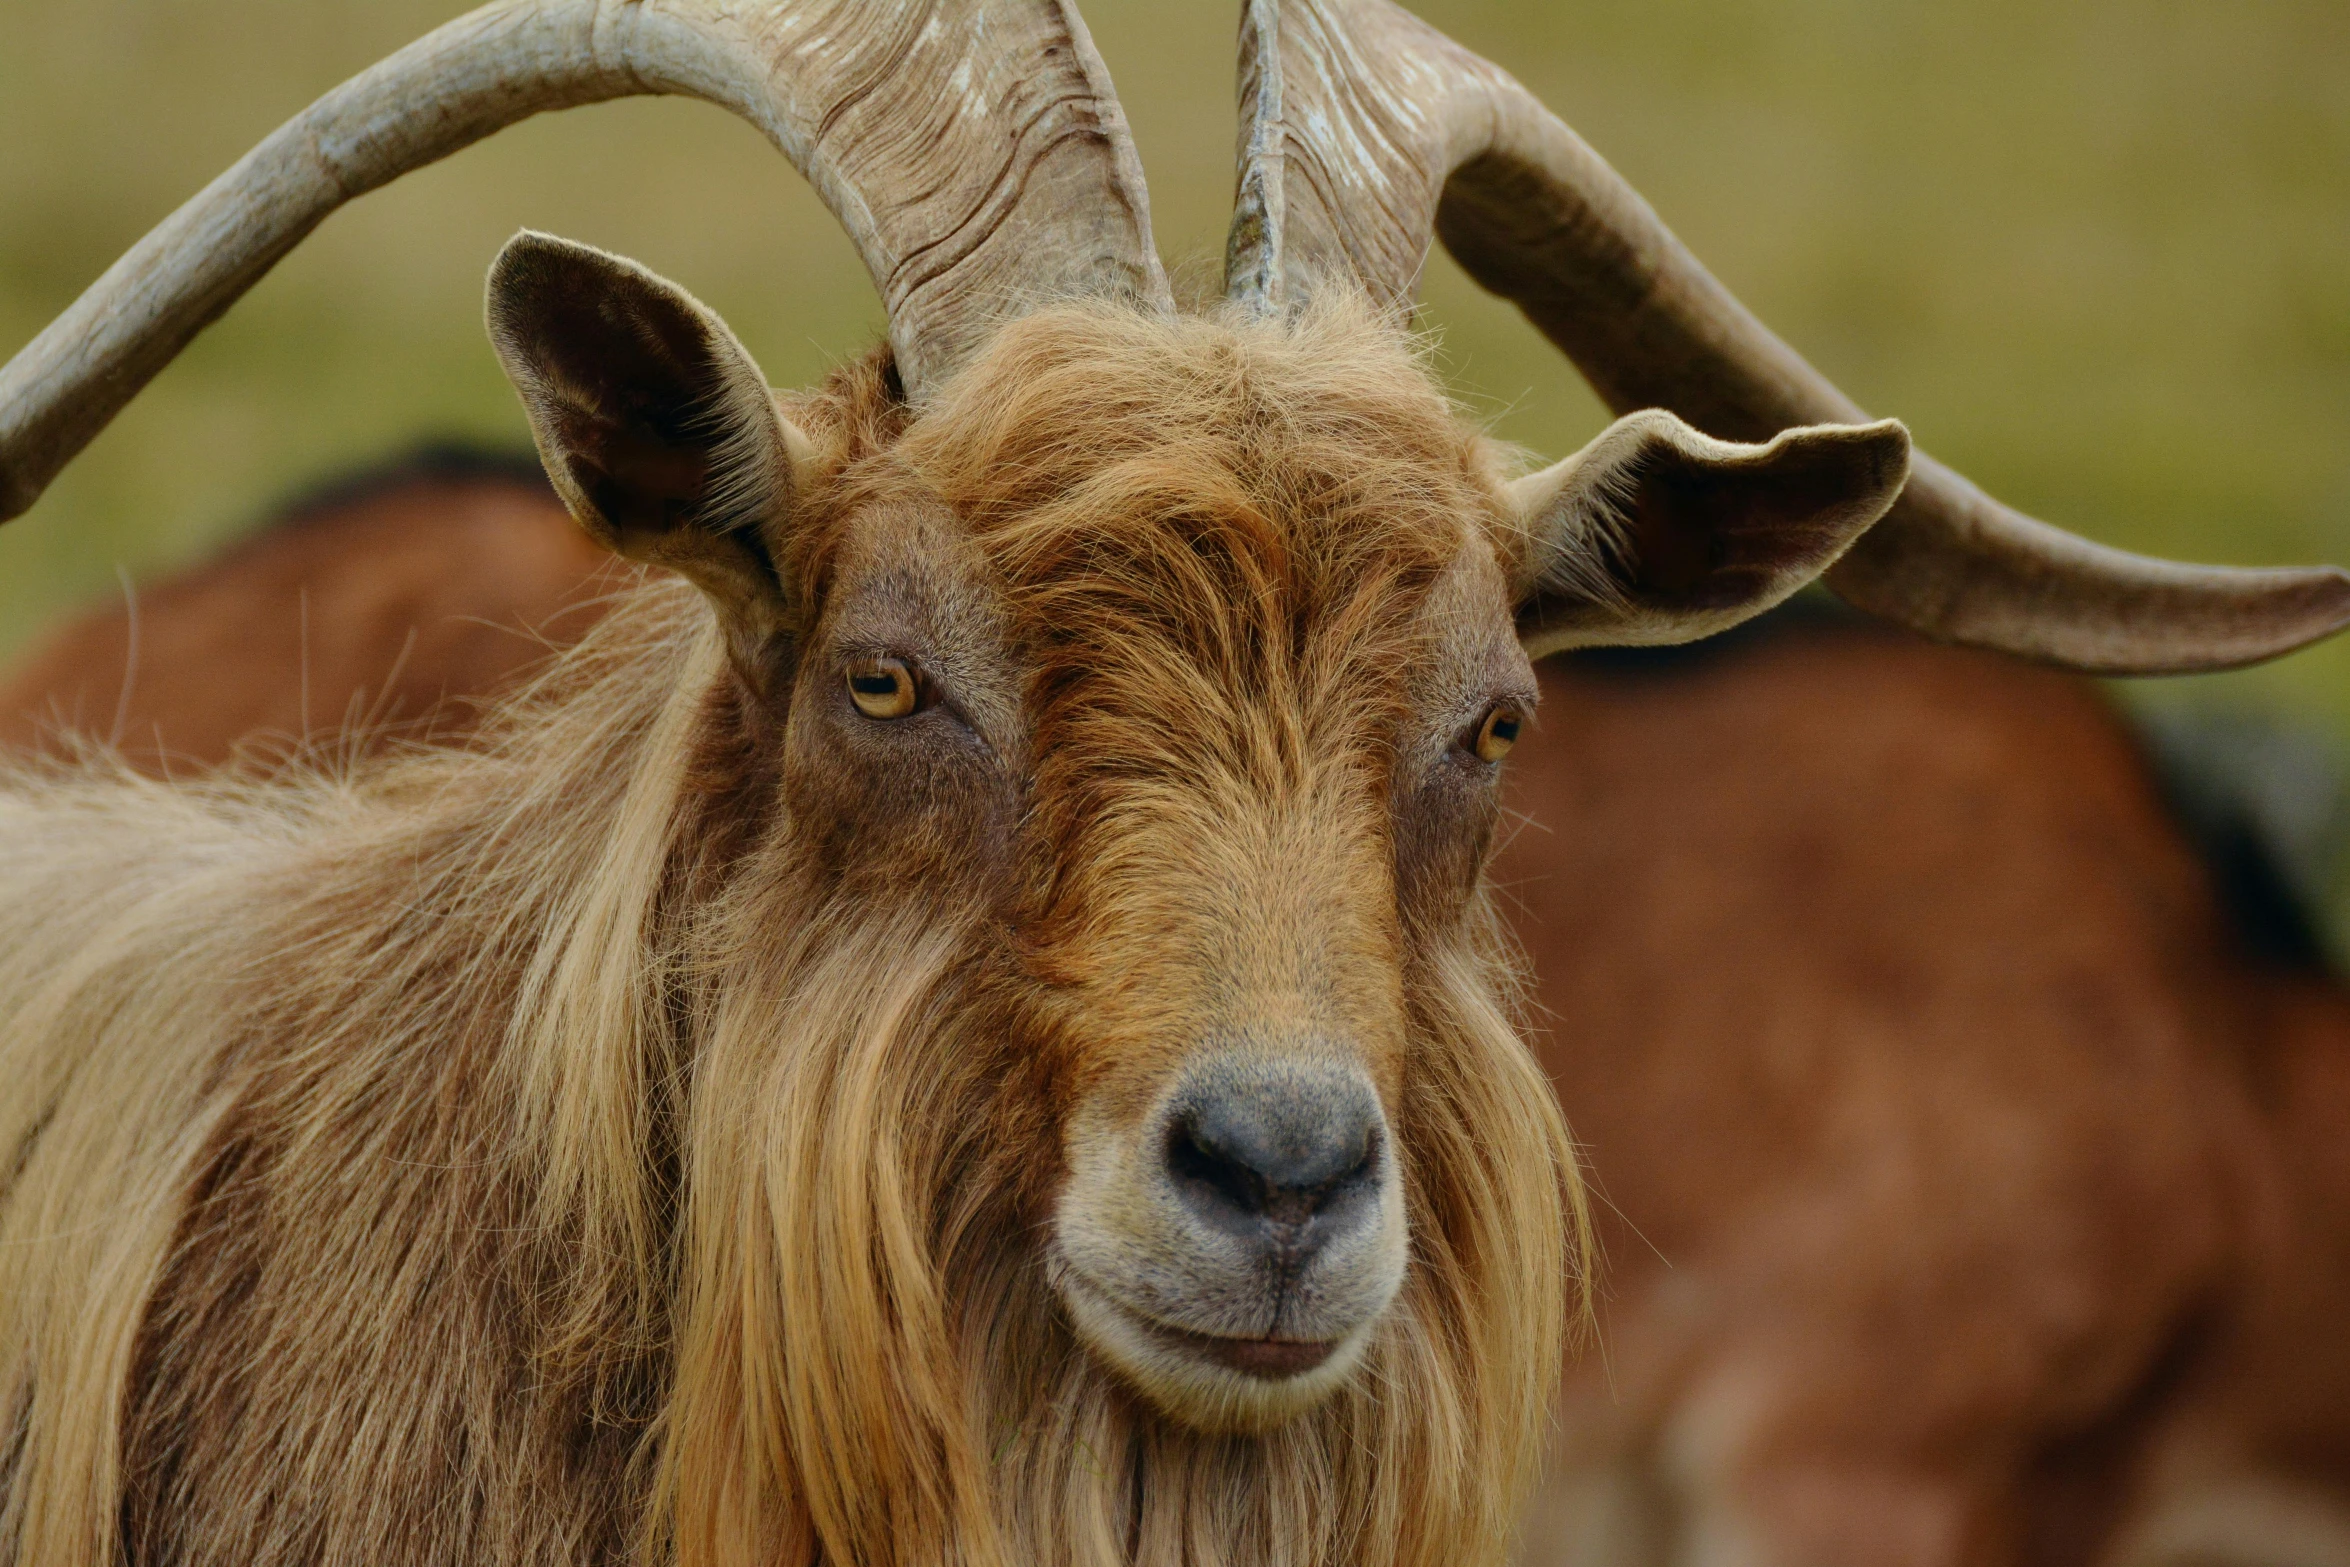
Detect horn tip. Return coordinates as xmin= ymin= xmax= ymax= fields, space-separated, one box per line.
xmin=2066 ymin=564 xmax=2350 ymax=675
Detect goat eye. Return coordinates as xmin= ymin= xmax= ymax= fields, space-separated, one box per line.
xmin=1471 ymin=705 xmax=1523 ymax=763
xmin=845 ymin=657 xmax=919 ymax=720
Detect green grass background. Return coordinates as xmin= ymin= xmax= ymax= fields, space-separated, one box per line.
xmin=4 ymin=1 xmax=2348 ymax=733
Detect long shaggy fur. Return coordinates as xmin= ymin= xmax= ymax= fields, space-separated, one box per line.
xmin=0 ymin=302 xmax=1580 ymax=1567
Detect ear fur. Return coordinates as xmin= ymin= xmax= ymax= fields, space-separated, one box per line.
xmin=486 ymin=230 xmax=814 ymax=667
xmin=1510 ymin=410 xmax=1911 ymax=658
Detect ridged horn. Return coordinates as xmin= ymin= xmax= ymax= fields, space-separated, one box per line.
xmin=0 ymin=0 xmax=1171 ymax=524
xmin=1223 ymin=0 xmax=2350 ymax=674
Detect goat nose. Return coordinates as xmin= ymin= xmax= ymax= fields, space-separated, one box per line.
xmin=1164 ymin=1061 xmax=1385 ymax=1240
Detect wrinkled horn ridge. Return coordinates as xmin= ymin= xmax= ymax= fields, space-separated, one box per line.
xmin=1225 ymin=0 xmax=2350 ymax=673
xmin=0 ymin=0 xmax=1171 ymax=524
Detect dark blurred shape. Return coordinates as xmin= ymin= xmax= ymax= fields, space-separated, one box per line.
xmin=272 ymin=440 xmax=554 ymax=529
xmin=2138 ymin=707 xmax=2347 ymax=971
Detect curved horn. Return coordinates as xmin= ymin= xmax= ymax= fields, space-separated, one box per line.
xmin=1223 ymin=0 xmax=2350 ymax=674
xmin=0 ymin=0 xmax=1170 ymax=524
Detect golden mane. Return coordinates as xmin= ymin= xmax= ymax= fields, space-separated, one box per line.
xmin=0 ymin=302 xmax=1582 ymax=1567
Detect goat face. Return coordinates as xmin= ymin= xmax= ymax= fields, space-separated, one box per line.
xmin=775 ymin=302 xmax=1533 ymax=1437
xmin=486 ymin=233 xmax=1910 ymax=1443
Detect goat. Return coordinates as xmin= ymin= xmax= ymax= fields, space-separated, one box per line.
xmin=2 ymin=1 xmax=2344 ymax=1564
xmin=1502 ymin=620 xmax=2350 ymax=1567
xmin=0 ymin=447 xmax=615 ymax=766
xmin=15 ymin=469 xmax=2350 ymax=1567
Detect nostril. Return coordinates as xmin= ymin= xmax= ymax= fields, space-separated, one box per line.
xmin=1166 ymin=1118 xmax=1271 ymax=1218
xmin=1164 ymin=1089 xmax=1384 ymax=1233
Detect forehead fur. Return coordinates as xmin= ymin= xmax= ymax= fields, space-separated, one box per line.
xmin=904 ymin=297 xmax=1499 ymax=543
xmin=867 ymin=301 xmax=1512 ymax=776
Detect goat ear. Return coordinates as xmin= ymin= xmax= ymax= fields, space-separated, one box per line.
xmin=486 ymin=230 xmax=814 ymax=661
xmin=1510 ymin=410 xmax=1911 ymax=658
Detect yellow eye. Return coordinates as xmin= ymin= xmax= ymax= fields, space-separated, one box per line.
xmin=1473 ymin=705 xmax=1523 ymax=763
xmin=845 ymin=656 xmax=918 ymax=720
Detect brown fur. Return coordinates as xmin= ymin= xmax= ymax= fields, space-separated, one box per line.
xmin=0 ymin=451 xmax=625 ymax=768
xmin=14 ymin=491 xmax=2350 ymax=1565
xmin=1498 ymin=623 xmax=2350 ymax=1567
xmin=0 ymin=305 xmax=1579 ymax=1567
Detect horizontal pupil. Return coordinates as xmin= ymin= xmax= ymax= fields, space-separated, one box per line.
xmin=850 ymin=674 xmax=903 ymax=695
xmin=1489 ymin=718 xmax=1519 ymax=741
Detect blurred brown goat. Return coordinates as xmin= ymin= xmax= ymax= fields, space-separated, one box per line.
xmin=8 ymin=457 xmax=2344 ymax=1567
xmin=0 ymin=448 xmax=620 ymax=765
xmin=1501 ymin=623 xmax=2350 ymax=1567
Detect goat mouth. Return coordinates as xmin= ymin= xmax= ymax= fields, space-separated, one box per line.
xmin=1052 ymin=1260 xmax=1366 ymax=1388
xmin=1145 ymin=1322 xmax=1340 ymax=1380
xmin=1050 ymin=1259 xmax=1380 ymax=1430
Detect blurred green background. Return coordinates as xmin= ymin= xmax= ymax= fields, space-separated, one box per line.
xmin=3 ymin=1 xmax=2348 ymax=732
